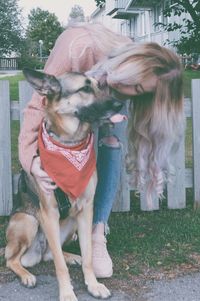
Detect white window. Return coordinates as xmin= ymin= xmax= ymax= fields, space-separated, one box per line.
xmin=153 ymin=1 xmax=168 ymax=32
xmin=154 ymin=3 xmax=162 ymax=28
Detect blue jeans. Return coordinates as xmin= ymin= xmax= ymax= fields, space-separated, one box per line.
xmin=93 ymin=106 xmax=128 ymax=227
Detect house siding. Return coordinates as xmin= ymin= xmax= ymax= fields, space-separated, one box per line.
xmin=90 ymin=0 xmax=191 ymax=49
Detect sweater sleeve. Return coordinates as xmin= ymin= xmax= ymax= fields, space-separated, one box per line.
xmin=18 ymin=27 xmax=97 ymax=174
xmin=18 ymin=92 xmax=45 ymax=173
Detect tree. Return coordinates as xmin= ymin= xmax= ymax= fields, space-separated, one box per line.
xmin=94 ymin=0 xmax=105 ymax=8
xmin=0 ymin=0 xmax=23 ymax=56
xmin=26 ymin=8 xmax=64 ymax=57
xmin=156 ymin=0 xmax=200 ymax=55
xmin=68 ymin=5 xmax=85 ymax=23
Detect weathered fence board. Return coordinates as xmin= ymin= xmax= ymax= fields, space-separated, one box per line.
xmin=166 ymin=98 xmax=193 ymax=209
xmin=0 ymin=80 xmax=200 ymax=215
xmin=167 ymin=135 xmax=186 ymax=209
xmin=19 ymin=81 xmax=34 ymax=126
xmin=192 ymin=79 xmax=200 ymax=208
xmin=0 ymin=81 xmax=13 ymax=215
xmin=112 ymin=108 xmax=130 ymax=212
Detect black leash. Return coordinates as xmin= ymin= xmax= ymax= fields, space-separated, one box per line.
xmin=54 ymin=187 xmax=71 ymax=219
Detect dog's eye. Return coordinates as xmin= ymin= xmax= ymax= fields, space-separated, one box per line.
xmin=79 ymin=86 xmax=93 ymax=93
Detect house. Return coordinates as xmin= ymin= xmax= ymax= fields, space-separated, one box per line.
xmin=90 ymin=4 xmax=122 ymax=34
xmin=91 ymin=0 xmax=191 ymax=48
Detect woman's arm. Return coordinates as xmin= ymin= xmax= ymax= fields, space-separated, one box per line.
xmin=18 ymin=27 xmax=97 ymax=175
xmin=18 ymin=92 xmax=45 ymax=173
xmin=18 ymin=30 xmax=73 ymax=174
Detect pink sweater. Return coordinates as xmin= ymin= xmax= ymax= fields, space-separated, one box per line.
xmin=19 ymin=27 xmax=106 ymax=174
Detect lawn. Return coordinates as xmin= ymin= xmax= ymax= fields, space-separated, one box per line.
xmin=109 ymin=192 xmax=200 ymax=277
xmin=0 ymin=70 xmax=200 ymax=279
xmin=1 ymin=73 xmax=25 ymax=100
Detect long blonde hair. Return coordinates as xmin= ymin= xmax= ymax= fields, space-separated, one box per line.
xmin=88 ymin=41 xmax=184 ymax=202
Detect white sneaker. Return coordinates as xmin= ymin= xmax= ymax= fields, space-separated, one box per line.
xmin=92 ymin=233 xmax=113 ymax=278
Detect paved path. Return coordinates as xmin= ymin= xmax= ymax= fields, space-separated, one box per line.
xmin=0 ymin=70 xmax=21 ymax=78
xmin=3 ymin=272 xmax=200 ymax=301
xmin=142 ymin=272 xmax=200 ymax=301
xmin=1 ymin=272 xmax=200 ymax=301
xmin=0 ymin=275 xmax=132 ymax=301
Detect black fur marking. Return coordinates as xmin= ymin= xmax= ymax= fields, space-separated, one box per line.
xmin=75 ymin=99 xmax=123 ymax=124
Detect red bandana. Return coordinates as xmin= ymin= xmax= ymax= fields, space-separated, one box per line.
xmin=38 ymin=122 xmax=96 ymax=199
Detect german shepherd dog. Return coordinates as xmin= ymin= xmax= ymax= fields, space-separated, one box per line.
xmin=5 ymin=69 xmax=123 ymax=301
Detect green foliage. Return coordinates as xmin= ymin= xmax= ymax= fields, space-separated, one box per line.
xmin=18 ymin=54 xmax=45 ymax=70
xmin=0 ymin=0 xmax=23 ymax=56
xmin=26 ymin=8 xmax=64 ymax=56
xmin=94 ymin=0 xmax=105 ymax=8
xmin=155 ymin=0 xmax=200 ymax=55
xmin=69 ymin=5 xmax=85 ymax=22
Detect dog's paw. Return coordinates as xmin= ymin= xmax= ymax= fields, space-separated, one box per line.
xmin=21 ymin=272 xmax=37 ymax=288
xmin=60 ymin=289 xmax=78 ymax=301
xmin=63 ymin=252 xmax=82 ymax=266
xmin=87 ymin=282 xmax=111 ymax=299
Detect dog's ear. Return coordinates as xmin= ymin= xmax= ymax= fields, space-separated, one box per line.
xmin=23 ymin=68 xmax=61 ymax=101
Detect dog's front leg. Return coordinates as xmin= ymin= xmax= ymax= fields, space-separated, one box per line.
xmin=39 ymin=192 xmax=77 ymax=301
xmin=77 ymin=198 xmax=111 ymax=299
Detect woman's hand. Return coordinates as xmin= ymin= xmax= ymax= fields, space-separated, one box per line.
xmin=31 ymin=156 xmax=57 ymax=194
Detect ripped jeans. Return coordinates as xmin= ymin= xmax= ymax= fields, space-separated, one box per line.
xmin=93 ymin=106 xmax=128 ymax=230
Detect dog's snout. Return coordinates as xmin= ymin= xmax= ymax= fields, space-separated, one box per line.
xmin=75 ymin=98 xmax=124 ymax=125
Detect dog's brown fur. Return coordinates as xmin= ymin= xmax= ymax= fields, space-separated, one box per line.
xmin=5 ymin=69 xmax=121 ymax=301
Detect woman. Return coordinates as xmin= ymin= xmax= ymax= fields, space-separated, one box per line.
xmin=19 ymin=23 xmax=184 ymax=278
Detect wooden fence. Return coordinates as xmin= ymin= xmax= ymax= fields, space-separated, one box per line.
xmin=0 ymin=80 xmax=200 ymax=216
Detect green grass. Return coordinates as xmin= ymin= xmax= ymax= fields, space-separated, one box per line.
xmin=0 ymin=73 xmax=25 ymax=100
xmin=1 ymin=71 xmax=200 ymax=277
xmin=109 ymin=194 xmax=200 ymax=276
xmin=11 ymin=121 xmax=21 ymax=173
xmin=185 ymin=118 xmax=192 ymax=167
xmin=62 ymin=192 xmax=200 ymax=278
xmin=1 ymin=193 xmax=200 ymax=277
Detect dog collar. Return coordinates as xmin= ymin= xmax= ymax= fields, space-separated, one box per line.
xmin=45 ymin=121 xmax=88 ymax=147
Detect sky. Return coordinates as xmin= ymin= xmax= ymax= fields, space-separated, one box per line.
xmin=18 ymin=0 xmax=97 ymax=26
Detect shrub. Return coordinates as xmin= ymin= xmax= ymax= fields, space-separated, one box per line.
xmin=18 ymin=55 xmax=45 ymax=70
